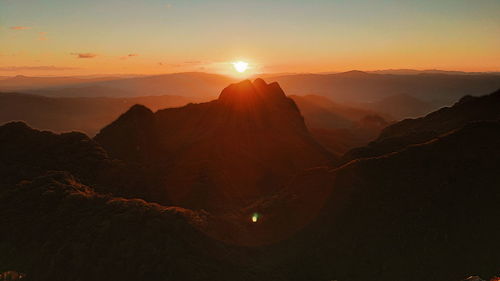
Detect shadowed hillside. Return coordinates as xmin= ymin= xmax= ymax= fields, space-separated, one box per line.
xmin=257 ymin=120 xmax=500 ymax=281
xmin=343 ymin=88 xmax=500 ymax=162
xmin=0 ymin=122 xmax=165 ymax=203
xmin=0 ymin=171 xmax=262 ymax=281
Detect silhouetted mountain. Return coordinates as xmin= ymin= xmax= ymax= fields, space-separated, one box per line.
xmin=0 ymin=92 xmax=194 ymax=136
xmin=343 ymin=88 xmax=500 ymax=162
xmin=95 ymin=79 xmax=334 ymax=211
xmin=93 ymin=104 xmax=159 ymax=163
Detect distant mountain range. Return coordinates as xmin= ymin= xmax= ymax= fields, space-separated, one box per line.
xmin=2 ymin=70 xmax=499 ymax=107
xmin=0 ymin=92 xmax=196 ymax=136
xmin=0 ymin=72 xmax=235 ymax=99
xmin=290 ymin=94 xmax=389 ymax=156
xmin=369 ymin=69 xmax=500 ymax=75
xmin=0 ymin=87 xmax=389 ymax=157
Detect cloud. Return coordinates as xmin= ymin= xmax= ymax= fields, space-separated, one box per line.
xmin=120 ymin=53 xmax=139 ymax=60
xmin=10 ymin=26 xmax=32 ymax=30
xmin=165 ymin=3 xmax=172 ymax=8
xmin=0 ymin=66 xmax=79 ymax=71
xmin=184 ymin=60 xmax=202 ymax=64
xmin=157 ymin=61 xmax=205 ymax=68
xmin=71 ymin=53 xmax=97 ymax=59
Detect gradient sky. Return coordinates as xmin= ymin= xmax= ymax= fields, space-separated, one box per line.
xmin=1 ymin=0 xmax=499 ymax=76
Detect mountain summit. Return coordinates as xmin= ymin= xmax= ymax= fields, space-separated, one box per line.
xmin=95 ymin=79 xmax=334 ymax=211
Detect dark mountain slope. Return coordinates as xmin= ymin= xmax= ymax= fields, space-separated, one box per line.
xmin=95 ymin=79 xmax=334 ymax=211
xmin=0 ymin=122 xmax=163 ymax=203
xmin=248 ymin=120 xmax=500 ymax=281
xmin=0 ymin=171 xmax=265 ymax=281
xmin=343 ymin=88 xmax=500 ymax=162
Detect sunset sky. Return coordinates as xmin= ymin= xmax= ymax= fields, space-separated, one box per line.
xmin=1 ymin=0 xmax=499 ymax=76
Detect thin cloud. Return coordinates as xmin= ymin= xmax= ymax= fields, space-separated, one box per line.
xmin=184 ymin=60 xmax=202 ymax=64
xmin=158 ymin=62 xmax=182 ymax=67
xmin=120 ymin=53 xmax=139 ymax=60
xmin=0 ymin=66 xmax=79 ymax=71
xmin=72 ymin=53 xmax=97 ymax=59
xmin=165 ymin=3 xmax=172 ymax=8
xmin=10 ymin=26 xmax=32 ymax=30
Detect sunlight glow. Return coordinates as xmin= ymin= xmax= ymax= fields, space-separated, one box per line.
xmin=233 ymin=61 xmax=249 ymax=73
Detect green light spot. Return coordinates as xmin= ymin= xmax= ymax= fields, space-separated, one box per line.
xmin=251 ymin=212 xmax=260 ymax=223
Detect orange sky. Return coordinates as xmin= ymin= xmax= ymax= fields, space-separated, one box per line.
xmin=1 ymin=0 xmax=499 ymax=76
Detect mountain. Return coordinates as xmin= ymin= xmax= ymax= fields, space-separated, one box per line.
xmin=77 ymin=72 xmax=235 ymax=98
xmin=0 ymin=92 xmax=195 ymax=136
xmin=369 ymin=69 xmax=500 ymax=75
xmin=1 ymin=83 xmax=500 ymax=281
xmin=343 ymin=88 xmax=500 ymax=162
xmin=290 ymin=94 xmax=387 ymax=129
xmin=268 ymin=71 xmax=500 ymax=105
xmin=353 ymin=93 xmax=435 ymax=120
xmin=290 ymin=94 xmax=389 ymax=156
xmin=4 ymin=71 xmax=500 ymax=106
xmin=95 ymin=79 xmax=335 ymax=211
xmin=0 ymin=75 xmax=116 ymax=91
xmin=3 ymin=72 xmax=236 ymax=99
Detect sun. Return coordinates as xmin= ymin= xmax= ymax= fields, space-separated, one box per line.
xmin=232 ymin=61 xmax=249 ymax=73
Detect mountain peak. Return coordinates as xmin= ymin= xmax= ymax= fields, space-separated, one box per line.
xmin=126 ymin=104 xmax=154 ymax=116
xmin=218 ymin=78 xmax=287 ymax=106
xmin=94 ymin=104 xmax=157 ymax=162
xmin=336 ymin=70 xmax=371 ymax=77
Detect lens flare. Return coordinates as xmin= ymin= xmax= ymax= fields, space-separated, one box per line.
xmin=251 ymin=212 xmax=260 ymax=223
